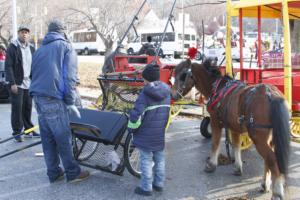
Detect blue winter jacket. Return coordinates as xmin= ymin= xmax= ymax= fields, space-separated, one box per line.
xmin=30 ymin=32 xmax=77 ymax=105
xmin=128 ymin=81 xmax=171 ymax=151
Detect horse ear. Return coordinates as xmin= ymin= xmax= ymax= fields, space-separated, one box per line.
xmin=212 ymin=58 xmax=218 ymax=66
xmin=186 ymin=58 xmax=192 ymax=66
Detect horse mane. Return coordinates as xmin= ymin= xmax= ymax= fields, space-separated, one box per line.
xmin=176 ymin=58 xmax=192 ymax=73
xmin=202 ymin=59 xmax=222 ymax=78
xmin=224 ymin=75 xmax=234 ymax=81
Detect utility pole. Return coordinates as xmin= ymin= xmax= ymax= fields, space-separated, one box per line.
xmin=12 ymin=0 xmax=18 ymax=40
xmin=181 ymin=0 xmax=185 ymax=59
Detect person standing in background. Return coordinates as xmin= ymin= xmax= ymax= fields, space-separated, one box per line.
xmin=5 ymin=25 xmax=39 ymax=142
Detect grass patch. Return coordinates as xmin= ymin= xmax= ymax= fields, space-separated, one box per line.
xmin=78 ymin=62 xmax=102 ymax=88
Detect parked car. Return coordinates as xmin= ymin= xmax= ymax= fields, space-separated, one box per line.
xmin=203 ymin=44 xmax=251 ymax=65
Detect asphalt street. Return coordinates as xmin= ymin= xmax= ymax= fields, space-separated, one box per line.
xmin=0 ymin=102 xmax=300 ymax=200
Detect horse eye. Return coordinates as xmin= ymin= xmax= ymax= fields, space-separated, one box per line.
xmin=179 ymin=73 xmax=187 ymax=81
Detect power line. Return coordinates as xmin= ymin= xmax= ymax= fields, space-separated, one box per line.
xmin=176 ymin=1 xmax=225 ymax=9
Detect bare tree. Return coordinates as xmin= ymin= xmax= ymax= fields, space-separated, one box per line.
xmin=180 ymin=0 xmax=225 ymax=37
xmin=67 ymin=0 xmax=148 ymax=55
xmin=0 ymin=0 xmax=11 ymax=46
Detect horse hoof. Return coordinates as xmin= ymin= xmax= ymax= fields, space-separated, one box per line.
xmin=204 ymin=161 xmax=216 ymax=173
xmin=232 ymin=168 xmax=242 ymax=176
xmin=259 ymin=183 xmax=270 ymax=193
xmin=271 ymin=195 xmax=283 ymax=200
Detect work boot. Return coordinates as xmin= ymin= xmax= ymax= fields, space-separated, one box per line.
xmin=68 ymin=170 xmax=90 ymax=183
xmin=50 ymin=171 xmax=65 ymax=183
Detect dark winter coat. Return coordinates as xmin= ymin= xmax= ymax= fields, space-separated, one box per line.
xmin=128 ymin=81 xmax=171 ymax=151
xmin=5 ymin=40 xmax=35 ymax=85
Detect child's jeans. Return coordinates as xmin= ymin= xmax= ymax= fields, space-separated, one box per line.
xmin=138 ymin=148 xmax=165 ymax=192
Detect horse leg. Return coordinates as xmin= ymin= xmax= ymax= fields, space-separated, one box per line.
xmin=204 ymin=122 xmax=222 ymax=173
xmin=252 ymin=135 xmax=284 ymax=199
xmin=272 ymin=175 xmax=285 ymax=200
xmin=260 ymin=163 xmax=272 ymax=193
xmin=230 ymin=131 xmax=243 ymax=176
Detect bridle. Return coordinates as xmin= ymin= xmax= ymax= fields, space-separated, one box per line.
xmin=174 ymin=68 xmax=195 ymax=98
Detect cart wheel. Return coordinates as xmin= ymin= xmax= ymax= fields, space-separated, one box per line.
xmin=124 ymin=133 xmax=141 ymax=178
xmin=117 ymin=88 xmax=140 ymax=104
xmin=291 ymin=115 xmax=300 ymax=143
xmin=200 ymin=117 xmax=212 ymax=138
xmin=72 ymin=136 xmax=99 ymax=161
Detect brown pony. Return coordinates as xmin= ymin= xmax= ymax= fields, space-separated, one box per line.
xmin=172 ymin=59 xmax=290 ymax=200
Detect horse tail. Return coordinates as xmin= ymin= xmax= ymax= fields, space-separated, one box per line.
xmin=271 ymin=98 xmax=290 ymax=176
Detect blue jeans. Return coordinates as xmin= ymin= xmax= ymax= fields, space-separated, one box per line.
xmin=34 ymin=96 xmax=80 ymax=182
xmin=139 ymin=148 xmax=165 ymax=191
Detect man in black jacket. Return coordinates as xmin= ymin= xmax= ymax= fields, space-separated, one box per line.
xmin=5 ymin=25 xmax=39 ymax=142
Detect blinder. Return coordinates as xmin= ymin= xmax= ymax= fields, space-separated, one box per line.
xmin=175 ymin=68 xmax=194 ymax=98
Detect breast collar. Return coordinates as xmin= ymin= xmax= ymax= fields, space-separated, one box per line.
xmin=207 ymin=77 xmax=242 ymax=112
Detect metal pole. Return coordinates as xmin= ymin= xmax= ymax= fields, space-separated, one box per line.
xmin=154 ymin=0 xmax=177 ymax=62
xmin=202 ymin=19 xmax=205 ymax=63
xmin=12 ymin=0 xmax=18 ymax=40
xmin=115 ymin=0 xmax=147 ymax=51
xmin=34 ymin=5 xmax=38 ymax=49
xmin=225 ymin=0 xmax=233 ymax=77
xmin=181 ymin=0 xmax=185 ymax=59
xmin=239 ymin=8 xmax=243 ymax=81
xmin=258 ymin=6 xmax=262 ymax=69
xmin=0 ymin=141 xmax=42 ymax=159
xmin=282 ymin=0 xmax=292 ymax=109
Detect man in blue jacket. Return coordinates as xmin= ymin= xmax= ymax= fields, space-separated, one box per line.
xmin=128 ymin=63 xmax=171 ymax=196
xmin=30 ymin=20 xmax=89 ymax=183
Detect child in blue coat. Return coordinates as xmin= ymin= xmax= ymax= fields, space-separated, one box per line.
xmin=128 ymin=63 xmax=171 ymax=196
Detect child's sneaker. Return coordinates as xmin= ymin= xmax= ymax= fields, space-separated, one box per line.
xmin=134 ymin=187 xmax=152 ymax=196
xmin=153 ymin=184 xmax=163 ymax=192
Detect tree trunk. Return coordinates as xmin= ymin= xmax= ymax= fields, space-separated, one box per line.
xmin=0 ymin=25 xmax=9 ymax=47
xmin=104 ymin=37 xmax=114 ymax=58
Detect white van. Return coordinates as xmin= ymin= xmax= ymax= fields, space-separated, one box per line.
xmin=127 ymin=30 xmax=198 ymax=58
xmin=69 ymin=29 xmax=106 ymax=55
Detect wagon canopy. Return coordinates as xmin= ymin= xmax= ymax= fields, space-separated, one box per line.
xmin=230 ymin=0 xmax=300 ymax=19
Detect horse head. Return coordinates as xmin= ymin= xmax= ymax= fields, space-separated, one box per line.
xmin=171 ymin=59 xmax=195 ymax=101
xmin=172 ymin=58 xmax=222 ymax=101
